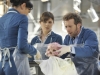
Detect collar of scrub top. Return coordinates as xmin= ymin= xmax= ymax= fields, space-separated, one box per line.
xmin=36 ymin=28 xmax=52 ymax=36
xmin=36 ymin=29 xmax=52 ymax=42
xmin=7 ymin=8 xmax=19 ymax=13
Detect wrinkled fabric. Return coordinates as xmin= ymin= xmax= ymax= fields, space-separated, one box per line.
xmin=0 ymin=8 xmax=36 ymax=75
xmin=39 ymin=56 xmax=78 ymax=75
xmin=0 ymin=8 xmax=37 ymax=56
xmin=63 ymin=27 xmax=99 ymax=58
xmin=13 ymin=47 xmax=31 ymax=75
xmin=72 ymin=57 xmax=100 ymax=75
xmin=36 ymin=43 xmax=48 ymax=60
xmin=0 ymin=49 xmax=18 ymax=75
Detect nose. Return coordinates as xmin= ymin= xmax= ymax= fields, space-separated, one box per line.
xmin=45 ymin=23 xmax=48 ymax=25
xmin=45 ymin=22 xmax=49 ymax=26
xmin=66 ymin=28 xmax=70 ymax=33
xmin=65 ymin=27 xmax=69 ymax=32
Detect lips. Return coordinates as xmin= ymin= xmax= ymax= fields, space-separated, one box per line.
xmin=45 ymin=27 xmax=49 ymax=29
xmin=68 ymin=32 xmax=72 ymax=35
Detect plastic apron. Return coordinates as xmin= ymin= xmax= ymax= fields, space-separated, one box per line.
xmin=71 ymin=46 xmax=100 ymax=75
xmin=36 ymin=43 xmax=48 ymax=60
xmin=34 ymin=36 xmax=53 ymax=60
xmin=13 ymin=47 xmax=31 ymax=75
xmin=68 ymin=38 xmax=100 ymax=75
xmin=72 ymin=56 xmax=100 ymax=75
xmin=30 ymin=37 xmax=53 ymax=75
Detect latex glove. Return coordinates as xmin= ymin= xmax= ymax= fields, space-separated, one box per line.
xmin=27 ymin=54 xmax=32 ymax=58
xmin=34 ymin=50 xmax=42 ymax=60
xmin=28 ymin=43 xmax=39 ymax=58
xmin=55 ymin=45 xmax=71 ymax=57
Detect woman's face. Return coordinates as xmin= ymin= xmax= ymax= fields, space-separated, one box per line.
xmin=40 ymin=18 xmax=54 ymax=32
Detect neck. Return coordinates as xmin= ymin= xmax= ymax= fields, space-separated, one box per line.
xmin=76 ymin=27 xmax=81 ymax=37
xmin=40 ymin=30 xmax=51 ymax=42
xmin=77 ymin=29 xmax=80 ymax=35
xmin=13 ymin=7 xmax=21 ymax=14
xmin=42 ymin=30 xmax=51 ymax=37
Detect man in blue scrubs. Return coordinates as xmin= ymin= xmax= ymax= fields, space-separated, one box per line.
xmin=56 ymin=13 xmax=100 ymax=75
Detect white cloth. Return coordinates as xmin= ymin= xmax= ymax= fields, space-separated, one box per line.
xmin=39 ymin=56 xmax=78 ymax=75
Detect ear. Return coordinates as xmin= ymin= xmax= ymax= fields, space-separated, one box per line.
xmin=77 ymin=23 xmax=81 ymax=29
xmin=20 ymin=3 xmax=26 ymax=10
xmin=39 ymin=21 xmax=42 ymax=26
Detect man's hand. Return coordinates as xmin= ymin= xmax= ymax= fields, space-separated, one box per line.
xmin=55 ymin=45 xmax=71 ymax=57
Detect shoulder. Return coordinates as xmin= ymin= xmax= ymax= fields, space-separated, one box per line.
xmin=64 ymin=35 xmax=70 ymax=45
xmin=31 ymin=36 xmax=38 ymax=45
xmin=31 ymin=36 xmax=38 ymax=41
xmin=7 ymin=11 xmax=28 ymax=22
xmin=84 ymin=28 xmax=95 ymax=33
xmin=80 ymin=27 xmax=97 ymax=42
xmin=64 ymin=34 xmax=70 ymax=39
xmin=51 ymin=31 xmax=63 ymax=44
xmin=10 ymin=13 xmax=28 ymax=24
xmin=82 ymin=28 xmax=96 ymax=37
xmin=51 ymin=31 xmax=62 ymax=38
xmin=17 ymin=14 xmax=28 ymax=21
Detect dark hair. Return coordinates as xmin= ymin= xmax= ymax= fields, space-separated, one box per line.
xmin=10 ymin=0 xmax=33 ymax=9
xmin=63 ymin=13 xmax=82 ymax=25
xmin=40 ymin=11 xmax=54 ymax=23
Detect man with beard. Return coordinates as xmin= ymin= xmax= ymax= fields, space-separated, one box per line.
xmin=56 ymin=13 xmax=100 ymax=75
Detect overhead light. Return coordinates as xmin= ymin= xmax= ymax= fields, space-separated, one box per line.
xmin=41 ymin=0 xmax=49 ymax=2
xmin=74 ymin=0 xmax=81 ymax=3
xmin=73 ymin=6 xmax=81 ymax=12
xmin=73 ymin=0 xmax=81 ymax=13
xmin=87 ymin=4 xmax=99 ymax=22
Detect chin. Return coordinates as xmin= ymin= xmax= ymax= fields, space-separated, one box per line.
xmin=44 ymin=30 xmax=49 ymax=32
xmin=47 ymin=29 xmax=50 ymax=31
xmin=69 ymin=34 xmax=72 ymax=37
xmin=69 ymin=33 xmax=76 ymax=37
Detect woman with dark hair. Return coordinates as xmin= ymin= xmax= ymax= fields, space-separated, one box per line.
xmin=31 ymin=11 xmax=63 ymax=59
xmin=0 ymin=0 xmax=37 ymax=75
xmin=30 ymin=11 xmax=62 ymax=75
